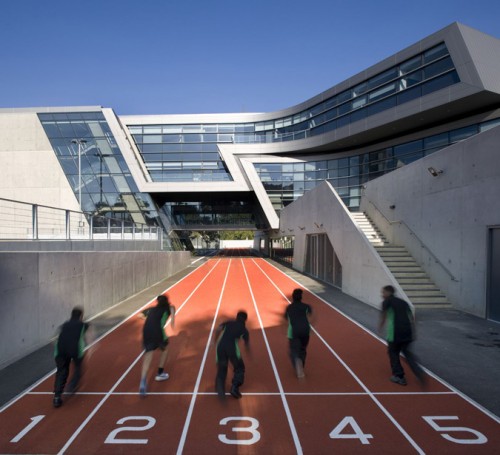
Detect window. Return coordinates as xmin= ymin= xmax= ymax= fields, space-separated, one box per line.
xmin=423 ymin=43 xmax=448 ymax=64
xmin=421 ymin=71 xmax=459 ymax=95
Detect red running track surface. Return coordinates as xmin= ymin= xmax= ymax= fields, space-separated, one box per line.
xmin=0 ymin=257 xmax=498 ymax=454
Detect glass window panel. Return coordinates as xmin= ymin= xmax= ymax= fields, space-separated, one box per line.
xmin=368 ymin=68 xmax=398 ymax=90
xmin=71 ymin=121 xmax=92 ymax=138
xmin=141 ymin=144 xmax=163 ymax=153
xmin=132 ymin=134 xmax=142 ymax=144
xmin=163 ymin=162 xmax=183 ymax=169
xmin=283 ymin=117 xmax=292 ymax=127
xmin=162 ymin=134 xmax=182 ymax=143
xmin=143 ymin=126 xmax=162 ymax=134
xmin=421 ymin=71 xmax=459 ymax=96
xmin=103 ymin=156 xmax=121 ymax=174
xmin=423 ymin=56 xmax=454 ymax=79
xmin=182 ymin=134 xmax=202 ymax=142
xmin=87 ymin=121 xmax=105 ymax=137
xmin=424 ymin=132 xmax=449 ymax=150
xmin=338 ymin=102 xmax=351 ymax=115
xmin=183 ymin=143 xmax=203 ymax=152
xmin=368 ymin=82 xmax=397 ymax=102
xmin=337 ymin=91 xmax=351 ymax=103
xmin=352 ymin=96 xmax=367 ymax=109
xmin=400 ymin=70 xmax=423 ymax=89
xmin=400 ymin=55 xmax=421 ymax=75
xmin=293 ymin=163 xmax=304 ymax=172
xmin=218 ymin=124 xmax=234 ymax=133
xmin=53 ymin=113 xmax=68 ymax=120
xmin=366 ymin=96 xmax=397 ymax=116
xmin=128 ymin=126 xmax=142 ymax=134
xmin=112 ymin=175 xmax=130 ymax=192
xmin=218 ymin=134 xmax=233 ymax=142
xmin=42 ymin=122 xmax=62 ymax=138
xmin=142 ymin=154 xmax=163 ymax=162
xmin=255 ymin=122 xmax=265 ymax=132
xmin=162 ymin=125 xmax=182 ymax=133
xmin=202 ymin=125 xmax=218 ymax=133
xmin=163 ymin=143 xmax=182 ymax=152
xmin=337 ymin=115 xmax=350 ymax=128
xmin=96 ymin=138 xmax=113 ymax=154
xmin=394 ymin=140 xmax=423 ymax=157
xmin=350 ymin=109 xmax=365 ymax=123
xmin=202 ymin=133 xmax=218 ymax=142
xmin=423 ymin=43 xmax=448 ymax=64
xmin=57 ymin=121 xmax=76 ymax=137
xmin=449 ymin=125 xmax=478 ymax=142
xmin=480 ymin=118 xmax=500 ymax=132
xmin=143 ymin=135 xmax=162 ymax=143
xmin=397 ymin=85 xmax=421 ymax=104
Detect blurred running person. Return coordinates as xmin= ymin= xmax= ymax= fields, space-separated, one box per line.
xmin=379 ymin=285 xmax=425 ymax=386
xmin=285 ymin=289 xmax=312 ymax=378
xmin=215 ymin=311 xmax=249 ymax=399
xmin=139 ymin=295 xmax=176 ymax=396
xmin=53 ymin=307 xmax=90 ymax=408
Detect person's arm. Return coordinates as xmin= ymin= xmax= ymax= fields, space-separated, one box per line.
xmin=213 ymin=323 xmax=224 ymax=346
xmin=169 ymin=305 xmax=176 ymax=329
xmin=378 ymin=301 xmax=388 ymax=335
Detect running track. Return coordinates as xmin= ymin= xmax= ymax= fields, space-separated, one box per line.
xmin=1 ymin=253 xmax=499 ymax=454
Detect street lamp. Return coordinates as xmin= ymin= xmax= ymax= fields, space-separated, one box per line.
xmin=71 ymin=139 xmax=88 ymax=210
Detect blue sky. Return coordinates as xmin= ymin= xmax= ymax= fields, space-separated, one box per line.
xmin=1 ymin=0 xmax=499 ymax=115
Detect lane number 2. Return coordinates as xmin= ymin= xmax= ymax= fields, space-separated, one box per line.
xmin=423 ymin=416 xmax=488 ymax=444
xmin=105 ymin=416 xmax=156 ymax=445
xmin=218 ymin=417 xmax=261 ymax=445
xmin=329 ymin=416 xmax=373 ymax=445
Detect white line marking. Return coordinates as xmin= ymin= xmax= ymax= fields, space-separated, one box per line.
xmin=251 ymin=259 xmax=424 ymax=455
xmin=241 ymin=259 xmax=303 ymax=455
xmin=0 ymin=260 xmax=217 ymax=415
xmin=260 ymin=259 xmax=500 ymax=423
xmin=27 ymin=390 xmax=456 ymax=397
xmin=57 ymin=259 xmax=223 ymax=454
xmin=190 ymin=256 xmax=205 ymax=264
xmin=176 ymin=259 xmax=232 ymax=455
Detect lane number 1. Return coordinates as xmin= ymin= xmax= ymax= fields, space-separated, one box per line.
xmin=10 ymin=415 xmax=45 ymax=443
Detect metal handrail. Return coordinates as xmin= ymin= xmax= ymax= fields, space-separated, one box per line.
xmin=364 ymin=197 xmax=459 ymax=282
xmin=0 ymin=196 xmax=161 ymax=242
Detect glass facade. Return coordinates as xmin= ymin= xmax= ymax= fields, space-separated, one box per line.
xmin=38 ymin=112 xmax=160 ymax=225
xmin=255 ymin=117 xmax=500 ymax=213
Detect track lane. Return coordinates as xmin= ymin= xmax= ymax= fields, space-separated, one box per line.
xmin=182 ymin=259 xmax=298 ymax=454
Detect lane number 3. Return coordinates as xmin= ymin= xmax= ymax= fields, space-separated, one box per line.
xmin=218 ymin=417 xmax=261 ymax=445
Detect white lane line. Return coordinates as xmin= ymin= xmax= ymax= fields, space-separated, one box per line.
xmin=0 ymin=259 xmax=217 ymax=415
xmin=260 ymin=259 xmax=500 ymax=423
xmin=241 ymin=259 xmax=303 ymax=455
xmin=27 ymin=390 xmax=456 ymax=397
xmin=57 ymin=258 xmax=224 ymax=455
xmin=251 ymin=259 xmax=424 ymax=455
xmin=176 ymin=259 xmax=232 ymax=455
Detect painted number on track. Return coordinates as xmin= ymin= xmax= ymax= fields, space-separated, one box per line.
xmin=218 ymin=417 xmax=261 ymax=445
xmin=104 ymin=416 xmax=156 ymax=445
xmin=10 ymin=415 xmax=45 ymax=443
xmin=423 ymin=416 xmax=488 ymax=444
xmin=329 ymin=416 xmax=373 ymax=445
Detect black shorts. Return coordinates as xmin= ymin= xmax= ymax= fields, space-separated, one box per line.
xmin=143 ymin=337 xmax=169 ymax=352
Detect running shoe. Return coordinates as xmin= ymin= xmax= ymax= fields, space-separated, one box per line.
xmin=139 ymin=378 xmax=147 ymax=396
xmin=390 ymin=375 xmax=407 ymax=386
xmin=53 ymin=395 xmax=63 ymax=408
xmin=295 ymin=359 xmax=305 ymax=379
xmin=155 ymin=372 xmax=170 ymax=382
xmin=230 ymin=385 xmax=242 ymax=399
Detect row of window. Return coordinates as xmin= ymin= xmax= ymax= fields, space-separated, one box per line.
xmin=128 ymin=43 xmax=453 ymax=141
xmin=256 ymin=117 xmax=500 ymax=212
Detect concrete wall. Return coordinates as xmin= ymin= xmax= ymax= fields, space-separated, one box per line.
xmin=361 ymin=125 xmax=500 ymax=317
xmin=279 ymin=181 xmax=408 ymax=308
xmin=0 ymin=112 xmax=81 ymax=210
xmin=0 ymin=250 xmax=191 ymax=368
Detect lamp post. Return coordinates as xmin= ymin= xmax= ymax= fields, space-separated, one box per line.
xmin=71 ymin=139 xmax=87 ymax=211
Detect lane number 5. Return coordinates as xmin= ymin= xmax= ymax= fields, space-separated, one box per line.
xmin=423 ymin=416 xmax=487 ymax=444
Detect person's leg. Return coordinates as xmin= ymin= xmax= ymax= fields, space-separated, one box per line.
xmin=388 ymin=342 xmax=406 ymax=385
xmin=300 ymin=335 xmax=310 ymax=367
xmin=155 ymin=343 xmax=170 ymax=381
xmin=229 ymin=354 xmax=245 ymax=399
xmin=53 ymin=356 xmax=70 ymax=407
xmin=216 ymin=349 xmax=229 ymax=398
xmin=139 ymin=350 xmax=154 ymax=395
xmin=401 ymin=342 xmax=425 ymax=383
xmin=68 ymin=356 xmax=83 ymax=393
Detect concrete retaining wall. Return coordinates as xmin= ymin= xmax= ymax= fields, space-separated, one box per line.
xmin=0 ymin=250 xmax=191 ymax=368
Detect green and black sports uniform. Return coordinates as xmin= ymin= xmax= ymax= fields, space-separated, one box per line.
xmin=285 ymin=299 xmax=312 ymax=367
xmin=54 ymin=318 xmax=89 ymax=397
xmin=142 ymin=306 xmax=171 ymax=352
xmin=382 ymin=295 xmax=423 ymax=380
xmin=216 ymin=320 xmax=249 ymax=394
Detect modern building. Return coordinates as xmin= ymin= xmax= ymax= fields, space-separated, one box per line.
xmin=1 ymin=22 xmax=500 ymax=318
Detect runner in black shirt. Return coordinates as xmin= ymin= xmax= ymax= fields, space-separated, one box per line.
xmin=53 ymin=307 xmax=90 ymax=408
xmin=215 ymin=311 xmax=249 ymax=399
xmin=285 ymin=289 xmax=312 ymax=379
xmin=139 ymin=295 xmax=176 ymax=396
xmin=379 ymin=285 xmax=425 ymax=386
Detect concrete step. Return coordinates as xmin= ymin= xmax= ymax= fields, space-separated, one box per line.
xmin=378 ymin=252 xmax=412 ymax=258
xmin=384 ymin=260 xmax=418 ymax=266
xmin=393 ymin=272 xmax=429 ymax=279
xmin=387 ymin=266 xmax=424 ymax=273
xmin=411 ymin=296 xmax=450 ymax=304
xmin=375 ymin=246 xmax=407 ymax=251
xmin=401 ymin=284 xmax=440 ymax=291
xmin=398 ymin=278 xmax=435 ymax=285
xmin=405 ymin=289 xmax=446 ymax=297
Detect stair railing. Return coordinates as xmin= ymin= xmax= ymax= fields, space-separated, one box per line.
xmin=364 ymin=198 xmax=459 ymax=282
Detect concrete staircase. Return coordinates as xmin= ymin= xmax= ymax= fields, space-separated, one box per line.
xmin=351 ymin=212 xmax=450 ymax=307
